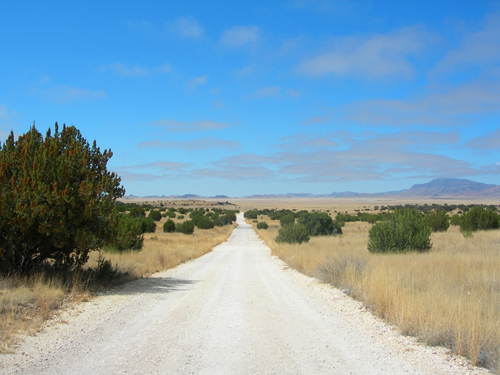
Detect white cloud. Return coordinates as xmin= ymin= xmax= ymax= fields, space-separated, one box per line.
xmin=170 ymin=16 xmax=203 ymax=38
xmin=433 ymin=13 xmax=500 ymax=75
xmin=342 ymin=80 xmax=500 ymax=126
xmin=99 ymin=63 xmax=172 ymax=77
xmin=148 ymin=118 xmax=232 ymax=132
xmin=137 ymin=137 xmax=240 ymax=150
xmin=300 ymin=115 xmax=329 ymax=125
xmin=249 ymin=85 xmax=281 ymax=99
xmin=286 ymin=89 xmax=302 ymax=98
xmin=40 ymin=85 xmax=106 ymax=104
xmin=219 ymin=26 xmax=260 ymax=48
xmin=298 ymin=25 xmax=437 ymax=80
xmin=467 ymin=129 xmax=500 ymax=150
xmin=186 ymin=75 xmax=207 ymax=90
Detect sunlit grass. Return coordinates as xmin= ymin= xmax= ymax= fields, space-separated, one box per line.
xmin=254 ymin=218 xmax=500 ymax=372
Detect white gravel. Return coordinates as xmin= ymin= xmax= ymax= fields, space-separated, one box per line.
xmin=1 ymin=213 xmax=492 ymax=375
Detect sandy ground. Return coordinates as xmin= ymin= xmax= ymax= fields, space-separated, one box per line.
xmin=1 ymin=214 xmax=491 ymax=375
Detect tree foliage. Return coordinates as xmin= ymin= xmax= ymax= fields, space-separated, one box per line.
xmin=280 ymin=214 xmax=295 ymax=227
xmin=0 ymin=123 xmax=124 ymax=274
xmin=298 ymin=212 xmax=342 ymax=236
xmin=459 ymin=206 xmax=499 ymax=234
xmin=367 ymin=208 xmax=432 ymax=253
xmin=426 ymin=210 xmax=450 ymax=232
xmin=163 ymin=219 xmax=175 ymax=233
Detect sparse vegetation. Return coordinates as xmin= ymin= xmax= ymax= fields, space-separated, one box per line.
xmin=251 ymin=203 xmax=500 ymax=372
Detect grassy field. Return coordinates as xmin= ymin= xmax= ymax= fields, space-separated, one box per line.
xmin=0 ymin=212 xmax=235 ymax=352
xmin=249 ymin=200 xmax=500 ymax=372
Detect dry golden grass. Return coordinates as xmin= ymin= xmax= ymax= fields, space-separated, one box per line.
xmin=254 ymin=214 xmax=500 ymax=372
xmin=0 ymin=213 xmax=235 ymax=352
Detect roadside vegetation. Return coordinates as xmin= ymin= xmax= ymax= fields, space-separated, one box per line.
xmin=0 ymin=123 xmax=237 ymax=352
xmin=250 ymin=206 xmax=500 ymax=373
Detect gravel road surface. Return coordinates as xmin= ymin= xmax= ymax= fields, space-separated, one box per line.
xmin=1 ymin=213 xmax=490 ymax=375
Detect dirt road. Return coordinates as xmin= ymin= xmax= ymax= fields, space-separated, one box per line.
xmin=1 ymin=213 xmax=489 ymax=374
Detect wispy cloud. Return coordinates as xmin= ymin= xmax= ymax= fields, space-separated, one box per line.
xmin=298 ymin=25 xmax=438 ymax=80
xmin=300 ymin=115 xmax=329 ymax=125
xmin=219 ymin=26 xmax=260 ymax=48
xmin=99 ymin=63 xmax=172 ymax=77
xmin=186 ymin=75 xmax=207 ymax=90
xmin=137 ymin=137 xmax=240 ymax=150
xmin=170 ymin=16 xmax=203 ymax=38
xmin=148 ymin=118 xmax=232 ymax=132
xmin=342 ymin=80 xmax=500 ymax=126
xmin=38 ymin=85 xmax=106 ymax=104
xmin=467 ymin=129 xmax=500 ymax=150
xmin=433 ymin=13 xmax=500 ymax=75
xmin=249 ymin=85 xmax=281 ymax=99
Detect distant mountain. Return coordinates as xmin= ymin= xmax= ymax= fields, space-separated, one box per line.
xmin=122 ymin=178 xmax=500 ymax=200
xmin=399 ymin=178 xmax=500 ymax=198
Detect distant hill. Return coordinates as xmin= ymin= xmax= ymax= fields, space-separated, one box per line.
xmin=122 ymin=178 xmax=500 ymax=199
xmin=398 ymin=178 xmax=500 ymax=198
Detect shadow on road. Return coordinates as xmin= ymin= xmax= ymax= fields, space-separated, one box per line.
xmin=105 ymin=276 xmax=198 ymax=296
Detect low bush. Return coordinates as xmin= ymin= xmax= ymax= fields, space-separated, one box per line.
xmin=180 ymin=220 xmax=195 ymax=235
xmin=257 ymin=222 xmax=269 ymax=230
xmin=163 ymin=219 xmax=175 ymax=233
xmin=450 ymin=214 xmax=461 ymax=226
xmin=148 ymin=210 xmax=162 ymax=221
xmin=177 ymin=215 xmax=184 ymax=220
xmin=426 ymin=210 xmax=450 ymax=232
xmin=140 ymin=217 xmax=157 ymax=233
xmin=459 ymin=206 xmax=499 ymax=235
xmin=244 ymin=211 xmax=259 ymax=220
xmin=367 ymin=208 xmax=431 ymax=253
xmin=280 ymin=214 xmax=295 ymax=227
xmin=196 ymin=217 xmax=215 ymax=229
xmin=298 ymin=212 xmax=342 ymax=236
xmin=275 ymin=223 xmax=310 ymax=244
xmin=107 ymin=214 xmax=144 ymax=251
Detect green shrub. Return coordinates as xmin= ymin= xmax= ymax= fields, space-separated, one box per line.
xmin=148 ymin=209 xmax=162 ymax=221
xmin=257 ymin=221 xmax=269 ymax=230
xmin=107 ymin=214 xmax=144 ymax=251
xmin=140 ymin=217 xmax=157 ymax=233
xmin=244 ymin=211 xmax=259 ymax=220
xmin=196 ymin=217 xmax=215 ymax=229
xmin=280 ymin=214 xmax=295 ymax=227
xmin=177 ymin=215 xmax=185 ymax=220
xmin=298 ymin=212 xmax=342 ymax=236
xmin=163 ymin=219 xmax=175 ymax=233
xmin=367 ymin=208 xmax=432 ymax=253
xmin=129 ymin=206 xmax=145 ymax=218
xmin=450 ymin=214 xmax=461 ymax=226
xmin=426 ymin=210 xmax=450 ymax=232
xmin=180 ymin=220 xmax=195 ymax=234
xmin=275 ymin=223 xmax=310 ymax=244
xmin=459 ymin=206 xmax=499 ymax=234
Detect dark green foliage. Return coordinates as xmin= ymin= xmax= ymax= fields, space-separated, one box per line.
xmin=298 ymin=212 xmax=342 ymax=236
xmin=180 ymin=220 xmax=195 ymax=234
xmin=426 ymin=210 xmax=450 ymax=232
xmin=166 ymin=211 xmax=176 ymax=218
xmin=459 ymin=206 xmax=499 ymax=234
xmin=178 ymin=208 xmax=187 ymax=215
xmin=163 ymin=219 xmax=175 ymax=233
xmin=148 ymin=209 xmax=162 ymax=221
xmin=128 ymin=206 xmax=145 ymax=218
xmin=280 ymin=214 xmax=295 ymax=227
xmin=195 ymin=217 xmax=215 ymax=229
xmin=367 ymin=208 xmax=432 ymax=253
xmin=140 ymin=218 xmax=156 ymax=233
xmin=0 ymin=123 xmax=124 ymax=274
xmin=244 ymin=211 xmax=259 ymax=220
xmin=107 ymin=214 xmax=143 ymax=251
xmin=450 ymin=214 xmax=461 ymax=226
xmin=275 ymin=224 xmax=310 ymax=244
xmin=256 ymin=222 xmax=269 ymax=230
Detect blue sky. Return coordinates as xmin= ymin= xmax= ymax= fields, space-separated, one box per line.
xmin=1 ymin=0 xmax=500 ymax=197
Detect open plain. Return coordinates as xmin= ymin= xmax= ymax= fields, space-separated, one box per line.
xmin=1 ymin=213 xmax=492 ymax=375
